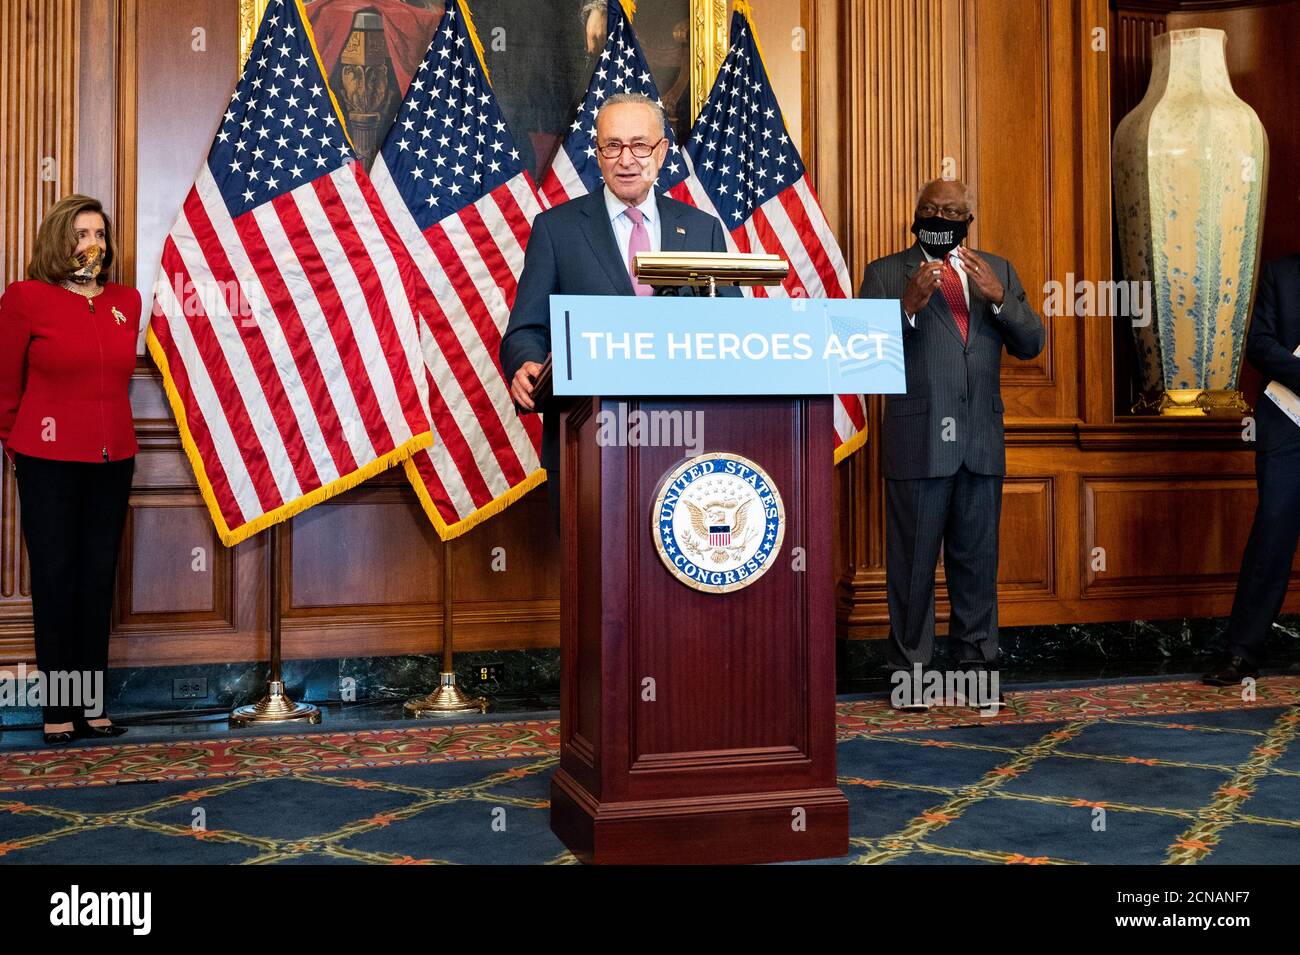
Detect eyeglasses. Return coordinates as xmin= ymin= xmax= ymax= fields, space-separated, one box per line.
xmin=597 ymin=138 xmax=665 ymax=160
xmin=917 ymin=203 xmax=971 ymax=220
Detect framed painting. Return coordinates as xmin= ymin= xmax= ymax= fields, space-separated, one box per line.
xmin=238 ymin=0 xmax=729 ymax=177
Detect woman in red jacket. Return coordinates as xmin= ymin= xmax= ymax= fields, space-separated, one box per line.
xmin=0 ymin=194 xmax=140 ymax=745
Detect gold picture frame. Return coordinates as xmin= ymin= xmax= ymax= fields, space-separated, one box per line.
xmin=238 ymin=0 xmax=727 ymax=122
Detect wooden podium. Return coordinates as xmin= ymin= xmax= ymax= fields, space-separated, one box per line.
xmin=548 ymin=392 xmax=849 ymax=864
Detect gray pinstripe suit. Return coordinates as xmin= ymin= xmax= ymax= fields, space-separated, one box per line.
xmin=859 ymin=242 xmax=1044 ymax=669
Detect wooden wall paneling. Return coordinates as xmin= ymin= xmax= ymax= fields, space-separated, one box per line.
xmin=117 ymin=0 xmax=138 ymax=288
xmin=1081 ymin=474 xmax=1263 ymax=598
xmin=818 ymin=0 xmax=968 ymax=638
xmin=997 ymin=477 xmax=1057 ymax=598
xmin=995 ymin=440 xmax=1300 ymax=625
xmin=0 ymin=0 xmax=81 ymax=665
xmin=1078 ymin=0 xmax=1115 ymax=426
xmin=117 ymin=493 xmax=233 ymax=622
xmin=0 ymin=0 xmax=79 ymax=287
xmin=748 ymin=0 xmax=802 ymax=150
xmin=133 ymin=0 xmax=236 ymax=299
xmin=452 ymin=497 xmax=560 ymax=604
xmin=110 ymin=0 xmax=268 ymax=670
xmin=287 ymin=487 xmax=444 ymax=613
xmin=112 ymin=383 xmax=270 ymax=667
xmin=1110 ymin=7 xmax=1167 ymax=129
xmin=452 ymin=489 xmax=561 ymax=650
xmin=76 ymin=0 xmax=119 ymax=225
xmin=800 ymin=0 xmax=816 ymax=177
xmin=967 ymin=0 xmax=1059 ymax=415
xmin=273 ymin=479 xmax=560 ymax=661
xmin=968 ymin=0 xmax=1108 ymax=425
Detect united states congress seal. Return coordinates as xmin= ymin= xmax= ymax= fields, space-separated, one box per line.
xmin=651 ymin=452 xmax=785 ymax=594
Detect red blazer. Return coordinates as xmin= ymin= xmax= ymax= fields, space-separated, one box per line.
xmin=0 ymin=280 xmax=142 ymax=463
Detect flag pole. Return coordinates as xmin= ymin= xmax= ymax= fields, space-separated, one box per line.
xmin=405 ymin=535 xmax=489 ymax=717
xmin=230 ymin=522 xmax=321 ymax=726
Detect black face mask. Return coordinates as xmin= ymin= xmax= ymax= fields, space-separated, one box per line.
xmin=910 ymin=215 xmax=971 ymax=257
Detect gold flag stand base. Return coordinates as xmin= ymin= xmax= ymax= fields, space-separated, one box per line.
xmin=405 ymin=538 xmax=490 ymax=719
xmin=229 ymin=525 xmax=321 ymax=727
xmin=1133 ymin=388 xmax=1251 ymax=417
xmin=230 ymin=679 xmax=321 ymax=726
xmin=405 ymin=672 xmax=489 ymax=718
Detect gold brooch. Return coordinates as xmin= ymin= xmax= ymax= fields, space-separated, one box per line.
xmin=111 ymin=306 xmax=127 ymax=326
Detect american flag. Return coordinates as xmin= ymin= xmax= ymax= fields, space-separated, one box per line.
xmin=537 ymin=0 xmax=687 ymax=208
xmin=666 ymin=2 xmax=866 ymax=461
xmin=369 ymin=0 xmax=544 ymax=537
xmin=146 ymin=0 xmax=434 ymax=547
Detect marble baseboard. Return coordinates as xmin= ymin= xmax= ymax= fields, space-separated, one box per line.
xmin=0 ymin=650 xmax=562 ymax=727
xmin=838 ymin=614 xmax=1300 ymax=683
xmin=1 ymin=615 xmax=1295 ymax=726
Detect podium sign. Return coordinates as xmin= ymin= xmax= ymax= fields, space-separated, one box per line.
xmin=549 ymin=295 xmax=906 ymax=396
xmin=547 ymin=294 xmax=904 ymax=865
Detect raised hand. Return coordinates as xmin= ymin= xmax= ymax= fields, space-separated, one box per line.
xmin=902 ymin=260 xmax=946 ymax=316
xmin=957 ymin=247 xmax=1004 ymax=306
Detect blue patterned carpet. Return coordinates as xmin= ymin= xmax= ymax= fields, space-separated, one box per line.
xmin=1 ymin=683 xmax=1298 ymax=864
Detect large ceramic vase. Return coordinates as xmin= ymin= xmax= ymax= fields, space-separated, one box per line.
xmin=1113 ymin=28 xmax=1268 ymax=416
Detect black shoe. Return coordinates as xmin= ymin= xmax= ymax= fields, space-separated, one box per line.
xmin=43 ymin=731 xmax=76 ymax=746
xmin=1202 ymin=656 xmax=1259 ymax=687
xmin=74 ymin=718 xmax=128 ymax=739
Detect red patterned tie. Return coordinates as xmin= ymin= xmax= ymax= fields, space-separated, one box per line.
xmin=937 ymin=257 xmax=969 ymax=343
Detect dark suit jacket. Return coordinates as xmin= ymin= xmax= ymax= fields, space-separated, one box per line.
xmin=500 ymin=187 xmax=739 ymax=470
xmin=858 ymin=243 xmax=1044 ymax=480
xmin=1247 ymin=253 xmax=1300 ymax=452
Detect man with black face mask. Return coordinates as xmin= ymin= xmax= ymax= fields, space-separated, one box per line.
xmin=858 ymin=179 xmax=1044 ymax=710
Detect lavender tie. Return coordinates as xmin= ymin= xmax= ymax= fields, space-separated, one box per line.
xmin=624 ymin=206 xmax=652 ymax=296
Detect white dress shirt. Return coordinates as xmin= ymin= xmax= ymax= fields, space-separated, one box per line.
xmin=604 ymin=185 xmax=661 ymax=269
xmin=904 ymin=246 xmax=1002 ymax=326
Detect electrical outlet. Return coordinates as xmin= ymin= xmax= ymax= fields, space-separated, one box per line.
xmin=475 ymin=665 xmax=501 ymax=684
xmin=172 ymin=678 xmax=208 ymax=700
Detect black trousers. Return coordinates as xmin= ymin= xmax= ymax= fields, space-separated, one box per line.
xmin=1227 ymin=441 xmax=1300 ymax=665
xmin=885 ymin=464 xmax=1003 ymax=670
xmin=13 ymin=453 xmax=134 ymax=724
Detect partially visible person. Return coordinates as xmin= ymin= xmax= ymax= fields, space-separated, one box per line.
xmin=0 ymin=194 xmax=140 ymax=745
xmin=1204 ymin=252 xmax=1300 ymax=686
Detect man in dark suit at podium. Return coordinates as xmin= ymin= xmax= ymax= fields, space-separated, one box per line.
xmin=1204 ymin=253 xmax=1300 ymax=686
xmin=859 ymin=179 xmax=1044 ymax=708
xmin=500 ymin=92 xmax=737 ymax=531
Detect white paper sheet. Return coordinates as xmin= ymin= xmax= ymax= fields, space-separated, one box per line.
xmin=1263 ymin=344 xmax=1300 ymax=429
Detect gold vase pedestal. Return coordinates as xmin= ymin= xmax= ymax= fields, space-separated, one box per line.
xmin=1132 ymin=388 xmax=1252 ymax=417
